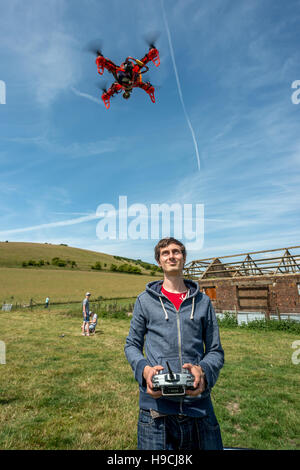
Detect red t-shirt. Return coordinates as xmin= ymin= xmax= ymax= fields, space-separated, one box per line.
xmin=161 ymin=286 xmax=188 ymax=311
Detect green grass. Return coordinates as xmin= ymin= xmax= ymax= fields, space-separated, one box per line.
xmin=213 ymin=329 xmax=300 ymax=449
xmin=0 ymin=305 xmax=299 ymax=449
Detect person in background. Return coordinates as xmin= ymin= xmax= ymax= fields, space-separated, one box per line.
xmin=89 ymin=312 xmax=98 ymax=335
xmin=82 ymin=292 xmax=91 ymax=336
xmin=45 ymin=297 xmax=50 ymax=309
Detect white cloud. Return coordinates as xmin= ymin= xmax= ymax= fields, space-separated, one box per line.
xmin=30 ymin=32 xmax=80 ymax=106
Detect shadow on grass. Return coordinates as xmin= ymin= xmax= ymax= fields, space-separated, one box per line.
xmin=0 ymin=397 xmax=19 ymax=405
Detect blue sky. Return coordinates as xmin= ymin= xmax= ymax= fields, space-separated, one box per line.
xmin=0 ymin=0 xmax=300 ymax=264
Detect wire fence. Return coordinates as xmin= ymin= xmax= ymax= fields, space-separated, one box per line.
xmin=1 ymin=297 xmax=136 ymax=314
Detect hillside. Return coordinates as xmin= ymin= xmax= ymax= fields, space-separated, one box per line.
xmin=0 ymin=267 xmax=161 ymax=303
xmin=0 ymin=242 xmax=162 ymax=303
xmin=0 ymin=241 xmax=159 ymax=274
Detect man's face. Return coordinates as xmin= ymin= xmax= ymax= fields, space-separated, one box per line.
xmin=158 ymin=243 xmax=186 ymax=275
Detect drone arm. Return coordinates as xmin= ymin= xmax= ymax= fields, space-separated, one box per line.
xmin=102 ymin=82 xmax=122 ymax=109
xmin=139 ymin=47 xmax=160 ymax=67
xmin=95 ymin=56 xmax=119 ymax=76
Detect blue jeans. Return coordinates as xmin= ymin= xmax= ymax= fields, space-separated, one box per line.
xmin=137 ymin=409 xmax=223 ymax=450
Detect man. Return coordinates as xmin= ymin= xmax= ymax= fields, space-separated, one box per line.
xmin=44 ymin=297 xmax=50 ymax=309
xmin=124 ymin=237 xmax=224 ymax=450
xmin=82 ymin=292 xmax=91 ymax=336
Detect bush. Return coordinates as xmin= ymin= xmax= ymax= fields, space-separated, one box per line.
xmin=52 ymin=257 xmax=66 ymax=267
xmin=217 ymin=312 xmax=238 ymax=328
xmin=217 ymin=313 xmax=300 ymax=334
xmin=27 ymin=259 xmax=37 ymax=266
xmin=240 ymin=318 xmax=300 ymax=334
xmin=110 ymin=263 xmax=142 ymax=275
xmin=22 ymin=259 xmax=46 ymax=267
xmin=113 ymin=255 xmax=158 ymax=272
xmin=91 ymin=262 xmax=102 ymax=271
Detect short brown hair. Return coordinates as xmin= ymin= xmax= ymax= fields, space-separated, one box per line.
xmin=154 ymin=237 xmax=186 ymax=263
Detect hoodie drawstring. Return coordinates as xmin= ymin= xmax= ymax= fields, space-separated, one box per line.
xmin=159 ymin=293 xmax=195 ymax=321
xmin=159 ymin=296 xmax=169 ymax=321
xmin=190 ymin=296 xmax=195 ymax=320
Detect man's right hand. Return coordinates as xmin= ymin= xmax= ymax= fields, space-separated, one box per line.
xmin=143 ymin=365 xmax=164 ymax=398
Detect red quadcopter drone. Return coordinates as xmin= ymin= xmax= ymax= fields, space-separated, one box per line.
xmin=90 ymin=39 xmax=160 ymax=109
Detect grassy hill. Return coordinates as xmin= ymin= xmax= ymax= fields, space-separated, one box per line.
xmin=0 ymin=242 xmax=158 ymax=273
xmin=0 ymin=242 xmax=161 ymax=304
xmin=0 ymin=267 xmax=161 ymax=304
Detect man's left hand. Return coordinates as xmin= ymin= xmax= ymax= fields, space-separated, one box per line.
xmin=182 ymin=363 xmax=206 ymax=396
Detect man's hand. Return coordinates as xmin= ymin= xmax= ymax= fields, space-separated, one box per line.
xmin=143 ymin=365 xmax=164 ymax=398
xmin=182 ymin=363 xmax=206 ymax=396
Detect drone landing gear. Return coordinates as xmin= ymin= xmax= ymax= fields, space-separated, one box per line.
xmin=101 ymin=82 xmax=123 ymax=109
xmin=148 ymin=87 xmax=155 ymax=103
xmin=136 ymin=82 xmax=155 ymax=103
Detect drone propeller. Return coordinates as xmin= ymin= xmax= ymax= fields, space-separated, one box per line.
xmin=95 ymin=81 xmax=108 ymax=93
xmin=146 ymin=75 xmax=162 ymax=90
xmin=85 ymin=39 xmax=104 ymax=56
xmin=143 ymin=30 xmax=161 ymax=49
xmin=95 ymin=81 xmax=118 ymax=100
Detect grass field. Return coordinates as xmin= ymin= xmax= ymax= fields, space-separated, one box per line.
xmin=0 ymin=267 xmax=161 ymax=304
xmin=0 ymin=305 xmax=299 ymax=450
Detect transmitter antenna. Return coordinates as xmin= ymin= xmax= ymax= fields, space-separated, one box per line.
xmin=166 ymin=361 xmax=175 ymax=380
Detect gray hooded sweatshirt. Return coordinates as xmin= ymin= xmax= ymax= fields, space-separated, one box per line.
xmin=124 ymin=279 xmax=224 ymax=417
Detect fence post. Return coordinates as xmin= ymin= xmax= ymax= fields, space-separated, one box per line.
xmin=0 ymin=341 xmax=5 ymax=365
xmin=277 ymin=307 xmax=281 ymax=321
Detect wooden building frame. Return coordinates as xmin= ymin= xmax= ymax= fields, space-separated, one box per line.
xmin=184 ymin=246 xmax=300 ymax=316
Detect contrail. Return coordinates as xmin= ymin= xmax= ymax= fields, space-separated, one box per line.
xmin=160 ymin=0 xmax=201 ymax=171
xmin=71 ymin=87 xmax=101 ymax=105
xmin=0 ymin=213 xmax=99 ymax=236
